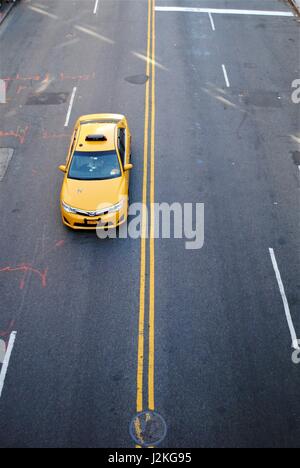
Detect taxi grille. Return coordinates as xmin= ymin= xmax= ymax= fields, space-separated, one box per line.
xmin=75 ymin=209 xmax=109 ymax=217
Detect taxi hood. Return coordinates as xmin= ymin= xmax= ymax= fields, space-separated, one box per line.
xmin=62 ymin=176 xmax=125 ymax=211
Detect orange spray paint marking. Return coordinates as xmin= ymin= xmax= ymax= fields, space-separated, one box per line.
xmin=0 ymin=264 xmax=48 ymax=289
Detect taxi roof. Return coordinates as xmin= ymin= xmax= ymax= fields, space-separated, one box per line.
xmin=76 ymin=122 xmax=116 ymax=152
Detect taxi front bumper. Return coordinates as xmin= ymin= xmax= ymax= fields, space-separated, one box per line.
xmin=61 ymin=206 xmax=127 ymax=230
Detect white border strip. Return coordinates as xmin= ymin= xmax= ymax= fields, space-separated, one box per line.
xmin=64 ymin=87 xmax=77 ymax=128
xmin=269 ymin=248 xmax=299 ymax=350
xmin=155 ymin=7 xmax=294 ymax=17
xmin=0 ymin=331 xmax=17 ymax=398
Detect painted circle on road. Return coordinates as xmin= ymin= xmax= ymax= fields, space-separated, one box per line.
xmin=129 ymin=411 xmax=167 ymax=447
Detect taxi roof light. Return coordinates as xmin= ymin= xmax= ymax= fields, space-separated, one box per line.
xmin=85 ymin=134 xmax=107 ymax=142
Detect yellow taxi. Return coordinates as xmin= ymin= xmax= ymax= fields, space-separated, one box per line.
xmin=59 ymin=114 xmax=133 ymax=230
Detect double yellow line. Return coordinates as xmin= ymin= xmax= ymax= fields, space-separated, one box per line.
xmin=136 ymin=0 xmax=156 ymax=414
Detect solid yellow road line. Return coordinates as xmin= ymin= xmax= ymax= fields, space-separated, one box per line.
xmin=148 ymin=0 xmax=156 ymax=412
xmin=137 ymin=0 xmax=152 ymax=414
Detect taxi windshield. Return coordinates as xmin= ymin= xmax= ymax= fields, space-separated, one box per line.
xmin=68 ymin=151 xmax=121 ymax=181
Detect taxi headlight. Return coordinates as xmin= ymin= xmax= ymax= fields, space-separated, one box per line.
xmin=106 ymin=200 xmax=124 ymax=214
xmin=62 ymin=201 xmax=77 ymax=214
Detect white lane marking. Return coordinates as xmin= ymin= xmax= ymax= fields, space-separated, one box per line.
xmin=93 ymin=0 xmax=100 ymax=15
xmin=0 ymin=331 xmax=17 ymax=399
xmin=28 ymin=6 xmax=59 ymax=20
xmin=132 ymin=52 xmax=168 ymax=71
xmin=0 ymin=148 xmax=14 ymax=181
xmin=75 ymin=25 xmax=114 ymax=44
xmin=269 ymin=248 xmax=299 ymax=350
xmin=155 ymin=7 xmax=294 ymax=17
xmin=0 ymin=340 xmax=5 ymax=365
xmin=64 ymin=87 xmax=77 ymax=128
xmin=222 ymin=64 xmax=230 ymax=88
xmin=0 ymin=79 xmax=6 ymax=104
xmin=208 ymin=12 xmax=215 ymax=31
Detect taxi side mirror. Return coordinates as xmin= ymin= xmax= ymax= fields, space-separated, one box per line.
xmin=59 ymin=165 xmax=67 ymax=173
xmin=124 ymin=163 xmax=133 ymax=171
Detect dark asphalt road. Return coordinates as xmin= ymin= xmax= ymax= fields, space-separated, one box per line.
xmin=0 ymin=0 xmax=299 ymax=448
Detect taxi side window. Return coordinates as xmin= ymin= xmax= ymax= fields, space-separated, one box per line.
xmin=68 ymin=129 xmax=78 ymax=162
xmin=117 ymin=128 xmax=126 ymax=167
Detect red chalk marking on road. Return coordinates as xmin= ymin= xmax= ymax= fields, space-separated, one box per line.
xmin=1 ymin=72 xmax=95 ymax=103
xmin=16 ymin=85 xmax=29 ymax=95
xmin=55 ymin=240 xmax=65 ymax=248
xmin=16 ymin=73 xmax=41 ymax=82
xmin=60 ymin=72 xmax=96 ymax=81
xmin=39 ymin=240 xmax=66 ymax=260
xmin=43 ymin=73 xmax=51 ymax=83
xmin=18 ymin=126 xmax=30 ymax=145
xmin=38 ymin=240 xmax=66 ymax=263
xmin=0 ymin=320 xmax=15 ymax=375
xmin=42 ymin=130 xmax=71 ymax=140
xmin=0 ymin=264 xmax=48 ymax=289
xmin=0 ymin=320 xmax=15 ymax=339
xmin=0 ymin=126 xmax=30 ymax=145
xmin=43 ymin=240 xmax=65 ymax=256
xmin=2 ymin=74 xmax=42 ymax=83
xmin=1 ymin=73 xmax=95 ymax=83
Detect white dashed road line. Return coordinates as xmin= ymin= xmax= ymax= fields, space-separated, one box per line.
xmin=64 ymin=87 xmax=77 ymax=128
xmin=155 ymin=7 xmax=294 ymax=17
xmin=208 ymin=12 xmax=215 ymax=31
xmin=222 ymin=64 xmax=230 ymax=88
xmin=269 ymin=248 xmax=299 ymax=350
xmin=0 ymin=148 xmax=14 ymax=181
xmin=93 ymin=0 xmax=100 ymax=15
xmin=28 ymin=6 xmax=59 ymax=20
xmin=0 ymin=331 xmax=17 ymax=399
